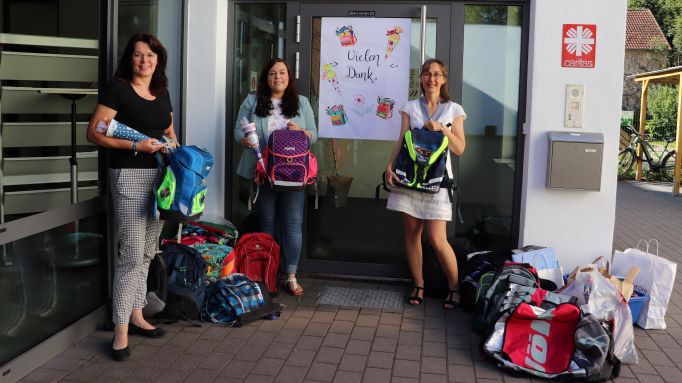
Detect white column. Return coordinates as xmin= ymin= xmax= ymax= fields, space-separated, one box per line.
xmin=519 ymin=0 xmax=627 ymax=271
xmin=183 ymin=0 xmax=228 ymax=218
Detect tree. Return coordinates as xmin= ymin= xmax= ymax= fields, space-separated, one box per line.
xmin=629 ymin=0 xmax=682 ymax=65
xmin=645 ymin=84 xmax=679 ymax=140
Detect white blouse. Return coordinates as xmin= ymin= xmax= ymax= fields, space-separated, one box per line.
xmin=267 ymin=98 xmax=291 ymax=137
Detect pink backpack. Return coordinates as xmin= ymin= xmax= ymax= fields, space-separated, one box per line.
xmin=256 ymin=130 xmax=317 ymax=189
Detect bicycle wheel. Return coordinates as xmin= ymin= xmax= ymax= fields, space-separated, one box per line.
xmin=617 ymin=148 xmax=636 ymax=180
xmin=661 ymin=151 xmax=680 ymax=183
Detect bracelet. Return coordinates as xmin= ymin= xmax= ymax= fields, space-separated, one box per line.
xmin=132 ymin=141 xmax=138 ymax=156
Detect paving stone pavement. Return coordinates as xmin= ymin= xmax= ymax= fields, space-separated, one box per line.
xmin=19 ymin=181 xmax=682 ymax=382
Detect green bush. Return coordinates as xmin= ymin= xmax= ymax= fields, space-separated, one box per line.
xmin=645 ymin=84 xmax=678 ymax=140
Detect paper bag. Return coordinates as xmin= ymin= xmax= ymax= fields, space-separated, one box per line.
xmin=608 ymin=265 xmax=639 ymax=302
xmin=611 ymin=239 xmax=677 ymax=329
xmin=587 ymin=256 xmax=639 ymax=302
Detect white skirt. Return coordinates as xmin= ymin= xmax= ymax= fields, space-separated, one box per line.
xmin=386 ymin=186 xmax=452 ymax=221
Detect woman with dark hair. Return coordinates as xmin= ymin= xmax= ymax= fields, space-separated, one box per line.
xmin=384 ymin=59 xmax=466 ymax=309
xmin=87 ymin=33 xmax=177 ymax=361
xmin=234 ymin=58 xmax=317 ymax=296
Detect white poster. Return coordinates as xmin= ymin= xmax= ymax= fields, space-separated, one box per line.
xmin=318 ymin=17 xmax=411 ymax=141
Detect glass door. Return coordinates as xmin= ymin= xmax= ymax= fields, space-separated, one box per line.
xmin=297 ymin=3 xmax=454 ymax=277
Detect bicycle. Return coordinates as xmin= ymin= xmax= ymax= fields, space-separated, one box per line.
xmin=617 ymin=125 xmax=678 ymax=182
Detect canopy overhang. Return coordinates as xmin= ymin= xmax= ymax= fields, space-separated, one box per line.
xmin=629 ymin=65 xmax=682 ymax=195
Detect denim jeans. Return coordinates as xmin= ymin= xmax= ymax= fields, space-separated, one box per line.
xmin=255 ymin=185 xmax=305 ymax=274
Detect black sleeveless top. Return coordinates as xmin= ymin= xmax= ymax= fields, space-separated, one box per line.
xmin=98 ymin=79 xmax=173 ymax=169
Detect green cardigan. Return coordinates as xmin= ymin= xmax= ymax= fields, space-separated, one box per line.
xmin=234 ymin=93 xmax=318 ymax=179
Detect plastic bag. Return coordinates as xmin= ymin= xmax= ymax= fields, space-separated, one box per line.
xmin=559 ymin=266 xmax=638 ymax=364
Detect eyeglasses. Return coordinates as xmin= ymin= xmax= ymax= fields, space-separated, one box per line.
xmin=421 ymin=72 xmax=444 ymax=79
xmin=132 ymin=52 xmax=157 ymax=61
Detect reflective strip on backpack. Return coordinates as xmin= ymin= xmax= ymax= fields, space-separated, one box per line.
xmin=428 ymin=136 xmax=449 ymax=166
xmin=191 ymin=186 xmax=207 ymax=215
xmin=157 ymin=168 xmax=176 ymax=210
xmin=404 ymin=131 xmax=417 ymax=162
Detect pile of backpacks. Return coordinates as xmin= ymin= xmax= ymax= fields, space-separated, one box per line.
xmin=454 ymin=245 xmax=644 ymax=382
xmin=144 ymin=143 xmax=286 ymax=327
xmin=145 ymin=221 xmax=285 ymax=327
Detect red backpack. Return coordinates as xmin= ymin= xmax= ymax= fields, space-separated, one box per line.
xmin=482 ymin=285 xmax=620 ymax=381
xmin=233 ymin=233 xmax=280 ymax=293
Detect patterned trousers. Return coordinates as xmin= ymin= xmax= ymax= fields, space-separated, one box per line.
xmin=110 ymin=168 xmax=162 ymax=325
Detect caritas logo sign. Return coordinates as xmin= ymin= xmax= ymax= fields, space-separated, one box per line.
xmin=561 ymin=24 xmax=596 ymax=68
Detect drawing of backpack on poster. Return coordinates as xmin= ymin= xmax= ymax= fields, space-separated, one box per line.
xmin=336 ymin=25 xmax=357 ymax=47
xmin=326 ymin=105 xmax=348 ymax=126
xmin=376 ymin=97 xmax=395 ymax=119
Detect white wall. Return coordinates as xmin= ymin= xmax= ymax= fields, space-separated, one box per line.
xmin=519 ymin=0 xmax=627 ymax=272
xmin=184 ymin=0 xmax=228 ymax=218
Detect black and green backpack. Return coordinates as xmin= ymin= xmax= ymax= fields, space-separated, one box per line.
xmin=393 ymin=128 xmax=450 ymax=193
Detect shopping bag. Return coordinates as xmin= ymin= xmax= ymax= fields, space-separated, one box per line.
xmin=512 ymin=247 xmax=564 ymax=287
xmin=611 ymin=239 xmax=677 ymax=329
xmin=608 ymin=265 xmax=639 ymax=303
xmin=559 ymin=266 xmax=638 ymax=364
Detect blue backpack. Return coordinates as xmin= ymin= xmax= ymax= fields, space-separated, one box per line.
xmin=156 ymin=145 xmax=214 ymax=223
xmin=160 ymin=243 xmax=208 ymax=321
xmin=202 ymin=273 xmax=282 ymax=327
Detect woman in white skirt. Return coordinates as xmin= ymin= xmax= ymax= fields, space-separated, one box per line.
xmin=385 ymin=59 xmax=466 ymax=309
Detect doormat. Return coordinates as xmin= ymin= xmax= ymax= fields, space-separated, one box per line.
xmin=315 ymin=286 xmax=405 ymax=310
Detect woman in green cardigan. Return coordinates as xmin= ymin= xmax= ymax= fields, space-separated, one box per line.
xmin=234 ymin=58 xmax=318 ymax=296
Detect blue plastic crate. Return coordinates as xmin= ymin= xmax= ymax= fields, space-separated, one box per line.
xmin=628 ymin=289 xmax=649 ymax=324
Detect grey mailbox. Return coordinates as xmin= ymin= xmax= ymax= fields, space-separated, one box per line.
xmin=547 ymin=131 xmax=604 ymax=190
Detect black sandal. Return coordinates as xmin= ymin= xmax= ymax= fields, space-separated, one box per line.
xmin=443 ymin=290 xmax=460 ymax=310
xmin=408 ymin=286 xmax=424 ymax=305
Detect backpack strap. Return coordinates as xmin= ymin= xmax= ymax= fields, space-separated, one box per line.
xmin=419 ymin=96 xmax=448 ymax=122
xmin=375 ymin=171 xmax=392 ymax=199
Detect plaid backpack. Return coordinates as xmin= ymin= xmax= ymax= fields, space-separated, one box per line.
xmin=202 ymin=273 xmax=282 ymax=327
xmin=256 ymin=130 xmax=318 ymax=190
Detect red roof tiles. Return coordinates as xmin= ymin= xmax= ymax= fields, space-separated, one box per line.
xmin=626 ymin=9 xmax=671 ymax=50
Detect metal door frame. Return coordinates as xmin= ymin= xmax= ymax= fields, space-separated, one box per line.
xmin=294 ymin=2 xmax=457 ymax=277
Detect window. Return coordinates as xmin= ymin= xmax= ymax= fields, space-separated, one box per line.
xmin=117 ymin=0 xmax=184 ymax=140
xmin=0 ymin=1 xmax=100 ymax=222
xmin=461 ymin=5 xmax=523 ymax=249
xmin=0 ymin=0 xmax=105 ymax=367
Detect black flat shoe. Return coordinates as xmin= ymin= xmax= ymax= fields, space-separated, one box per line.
xmin=407 ymin=286 xmax=424 ymax=306
xmin=129 ymin=323 xmax=166 ymax=338
xmin=111 ymin=337 xmax=130 ymax=361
